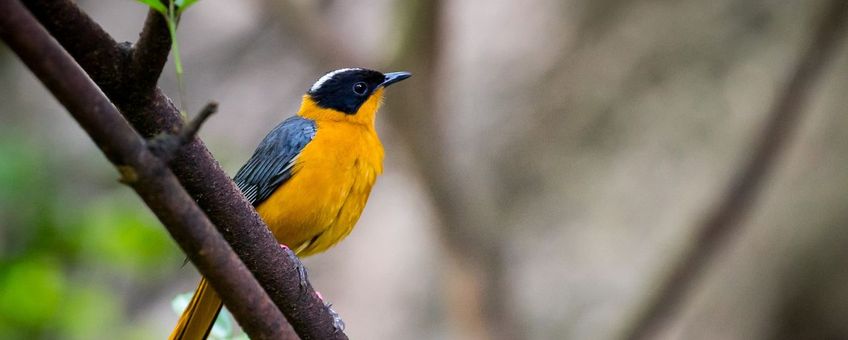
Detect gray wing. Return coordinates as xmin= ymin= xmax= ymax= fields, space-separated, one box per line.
xmin=233 ymin=116 xmax=317 ymax=206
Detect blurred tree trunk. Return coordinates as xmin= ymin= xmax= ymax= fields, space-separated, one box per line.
xmin=385 ymin=1 xmax=518 ymax=339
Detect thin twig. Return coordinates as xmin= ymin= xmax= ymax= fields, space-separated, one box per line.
xmin=622 ymin=2 xmax=848 ymax=339
xmin=179 ymin=102 xmax=217 ymax=143
xmin=0 ymin=2 xmax=289 ymax=338
xmin=25 ymin=1 xmax=348 ymax=338
xmin=149 ymin=102 xmax=217 ymax=162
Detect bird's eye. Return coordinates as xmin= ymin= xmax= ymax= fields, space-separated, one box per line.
xmin=353 ymin=82 xmax=368 ymax=95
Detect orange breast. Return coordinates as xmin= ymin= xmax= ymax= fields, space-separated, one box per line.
xmin=254 ymin=119 xmax=384 ymax=257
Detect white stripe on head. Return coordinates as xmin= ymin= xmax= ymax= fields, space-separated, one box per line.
xmin=310 ymin=68 xmax=363 ymax=93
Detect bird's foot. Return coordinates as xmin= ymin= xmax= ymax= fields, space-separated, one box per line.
xmin=280 ymin=245 xmax=342 ymax=331
xmin=326 ymin=301 xmax=346 ymax=332
xmin=314 ymin=291 xmax=345 ymax=332
xmin=280 ymin=244 xmax=309 ymax=290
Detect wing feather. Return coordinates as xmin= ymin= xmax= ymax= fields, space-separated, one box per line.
xmin=233 ymin=116 xmax=316 ymax=206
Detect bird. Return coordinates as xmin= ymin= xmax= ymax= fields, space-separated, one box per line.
xmin=169 ymin=68 xmax=411 ymax=339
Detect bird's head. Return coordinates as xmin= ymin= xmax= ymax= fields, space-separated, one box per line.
xmin=299 ymin=68 xmax=411 ymax=126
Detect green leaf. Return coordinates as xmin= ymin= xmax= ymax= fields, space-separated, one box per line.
xmin=175 ymin=0 xmax=199 ymax=13
xmin=136 ymin=0 xmax=167 ymax=14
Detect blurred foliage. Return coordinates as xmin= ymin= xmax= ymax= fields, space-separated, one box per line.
xmin=0 ymin=129 xmax=182 ymax=339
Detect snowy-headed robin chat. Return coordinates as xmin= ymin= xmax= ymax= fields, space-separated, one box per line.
xmin=171 ymin=68 xmax=411 ymax=339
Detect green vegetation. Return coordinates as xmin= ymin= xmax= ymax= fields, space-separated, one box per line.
xmin=0 ymin=131 xmax=182 ymax=339
xmin=136 ymin=0 xmax=200 ymax=117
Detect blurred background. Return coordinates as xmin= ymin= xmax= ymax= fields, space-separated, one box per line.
xmin=2 ymin=0 xmax=848 ymax=339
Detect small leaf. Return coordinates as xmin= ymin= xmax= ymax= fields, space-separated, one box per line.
xmin=175 ymin=0 xmax=199 ymax=13
xmin=136 ymin=0 xmax=167 ymax=14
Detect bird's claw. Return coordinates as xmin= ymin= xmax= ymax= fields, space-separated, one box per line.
xmin=325 ymin=302 xmax=346 ymax=332
xmin=281 ymin=244 xmax=309 ymax=291
xmin=281 ymin=245 xmax=342 ymax=331
xmin=315 ymin=291 xmax=344 ymax=332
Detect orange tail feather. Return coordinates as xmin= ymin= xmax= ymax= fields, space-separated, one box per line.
xmin=169 ymin=278 xmax=224 ymax=340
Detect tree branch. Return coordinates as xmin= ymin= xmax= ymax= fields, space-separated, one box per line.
xmin=24 ymin=1 xmax=347 ymax=338
xmin=0 ymin=2 xmax=289 ymax=338
xmin=623 ymin=2 xmax=848 ymax=339
xmin=148 ymin=102 xmax=218 ymax=163
xmin=22 ymin=0 xmax=179 ymax=136
xmin=129 ymin=8 xmax=173 ymax=93
xmin=22 ymin=0 xmax=128 ymax=91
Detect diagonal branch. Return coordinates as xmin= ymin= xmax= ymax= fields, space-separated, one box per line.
xmin=623 ymin=2 xmax=848 ymax=339
xmin=22 ymin=0 xmax=179 ymax=136
xmin=24 ymin=0 xmax=347 ymax=338
xmin=21 ymin=0 xmax=127 ymax=92
xmin=0 ymin=1 xmax=289 ymax=338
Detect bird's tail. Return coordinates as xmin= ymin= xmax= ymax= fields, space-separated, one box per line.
xmin=169 ymin=278 xmax=224 ymax=340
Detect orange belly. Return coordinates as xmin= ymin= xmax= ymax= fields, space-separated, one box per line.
xmin=255 ymin=120 xmax=383 ymax=257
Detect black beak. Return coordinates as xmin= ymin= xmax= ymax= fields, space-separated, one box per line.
xmin=381 ymin=71 xmax=412 ymax=88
